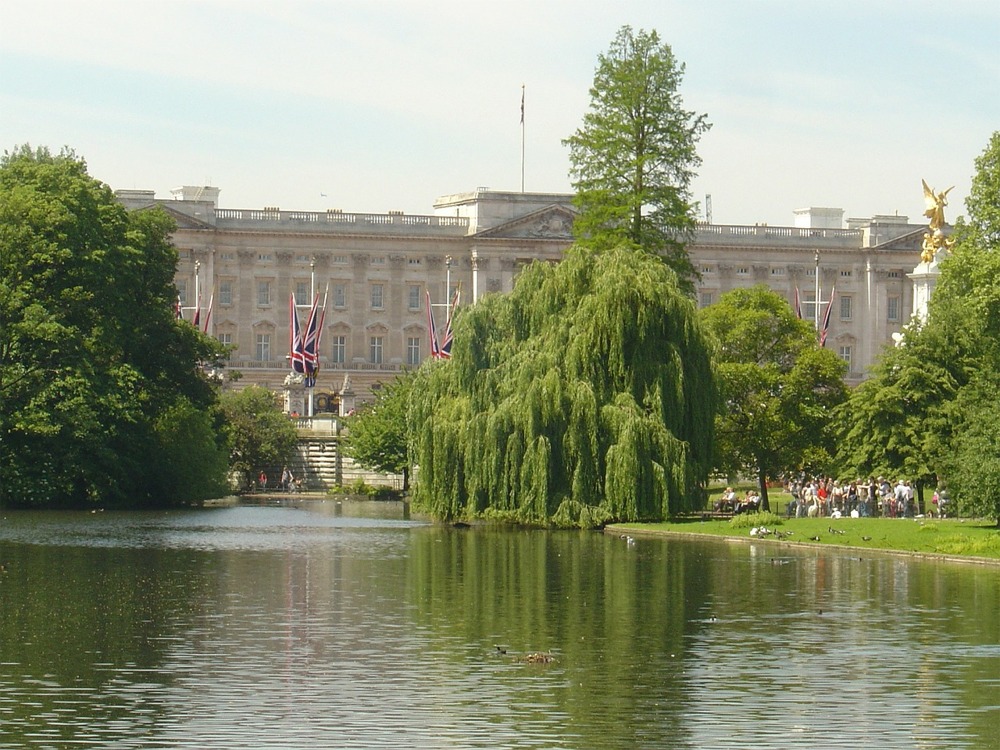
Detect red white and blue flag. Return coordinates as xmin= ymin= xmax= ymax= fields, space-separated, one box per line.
xmin=289 ymin=294 xmax=306 ymax=374
xmin=819 ymin=287 xmax=835 ymax=347
xmin=439 ymin=287 xmax=460 ymax=359
xmin=793 ymin=287 xmax=802 ymax=320
xmin=426 ymin=290 xmax=442 ymax=358
xmin=192 ymin=292 xmax=201 ymax=328
xmin=426 ymin=287 xmax=460 ymax=360
xmin=202 ymin=293 xmax=213 ymax=334
xmin=301 ymin=294 xmax=321 ymax=386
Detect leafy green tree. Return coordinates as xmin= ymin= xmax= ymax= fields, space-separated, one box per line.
xmin=700 ymin=286 xmax=848 ymax=510
xmin=344 ymin=373 xmax=413 ymax=490
xmin=834 ymin=312 xmax=972 ymax=501
xmin=408 ymin=244 xmax=715 ymax=527
xmin=0 ymin=145 xmax=224 ymax=508
xmin=219 ymin=385 xmax=298 ymax=491
xmin=835 ymin=132 xmax=1000 ymax=523
xmin=564 ymin=25 xmax=711 ymax=291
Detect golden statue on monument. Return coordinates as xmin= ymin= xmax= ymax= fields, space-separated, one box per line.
xmin=921 ymin=179 xmax=955 ymax=263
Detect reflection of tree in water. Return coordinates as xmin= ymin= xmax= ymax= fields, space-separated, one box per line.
xmin=0 ymin=539 xmax=215 ymax=745
xmin=406 ymin=527 xmax=714 ymax=746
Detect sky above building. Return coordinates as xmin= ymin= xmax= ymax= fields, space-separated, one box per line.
xmin=2 ymin=1 xmax=998 ymax=227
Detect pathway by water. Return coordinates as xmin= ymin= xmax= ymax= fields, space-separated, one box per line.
xmin=0 ymin=500 xmax=997 ymax=748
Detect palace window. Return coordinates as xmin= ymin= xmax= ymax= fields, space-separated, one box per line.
xmin=217 ymin=332 xmax=233 ymax=359
xmin=838 ymin=345 xmax=853 ymax=369
xmin=887 ymin=295 xmax=901 ymax=322
xmin=408 ymin=285 xmax=421 ymax=311
xmin=176 ymin=279 xmax=187 ymax=305
xmin=840 ymin=295 xmax=853 ymax=321
xmin=803 ymin=292 xmax=818 ymax=322
xmin=295 ymin=281 xmax=309 ymax=306
xmin=330 ymin=335 xmax=346 ymax=364
xmin=407 ymin=337 xmax=421 ymax=365
xmin=257 ymin=281 xmax=271 ymax=307
xmin=219 ymin=281 xmax=233 ymax=306
xmin=699 ymin=291 xmax=714 ymax=308
xmin=371 ymin=284 xmax=384 ymax=310
xmin=255 ymin=333 xmax=271 ymax=361
xmin=333 ymin=284 xmax=346 ymax=309
xmin=370 ymin=336 xmax=384 ymax=364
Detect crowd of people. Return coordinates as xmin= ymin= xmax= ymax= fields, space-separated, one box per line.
xmin=784 ymin=476 xmax=948 ymax=519
xmin=712 ymin=477 xmax=951 ymax=519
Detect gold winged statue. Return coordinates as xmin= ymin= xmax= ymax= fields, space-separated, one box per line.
xmin=920 ymin=179 xmax=955 ymax=263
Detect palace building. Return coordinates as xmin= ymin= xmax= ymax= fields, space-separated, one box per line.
xmin=117 ymin=186 xmax=925 ymax=408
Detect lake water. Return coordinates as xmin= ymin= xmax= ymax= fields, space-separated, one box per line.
xmin=0 ymin=500 xmax=997 ymax=749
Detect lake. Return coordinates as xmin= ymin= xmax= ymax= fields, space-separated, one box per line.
xmin=0 ymin=499 xmax=997 ymax=749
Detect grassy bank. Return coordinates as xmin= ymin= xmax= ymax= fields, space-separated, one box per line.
xmin=610 ymin=515 xmax=1000 ymax=561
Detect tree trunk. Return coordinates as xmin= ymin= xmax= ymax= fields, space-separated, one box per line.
xmin=758 ymin=463 xmax=770 ymax=513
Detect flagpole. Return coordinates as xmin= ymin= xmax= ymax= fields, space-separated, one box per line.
xmin=194 ymin=260 xmax=201 ymax=323
xmin=520 ymin=84 xmax=525 ymax=193
xmin=308 ymin=258 xmax=317 ymax=418
xmin=814 ymin=251 xmax=820 ymax=331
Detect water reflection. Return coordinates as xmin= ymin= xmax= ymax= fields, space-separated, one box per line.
xmin=0 ymin=503 xmax=996 ymax=748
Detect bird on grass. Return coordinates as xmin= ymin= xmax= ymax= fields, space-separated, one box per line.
xmin=809 ymin=535 xmax=822 ymax=542
xmin=828 ymin=526 xmax=845 ymax=535
xmin=861 ymin=536 xmax=872 ymax=541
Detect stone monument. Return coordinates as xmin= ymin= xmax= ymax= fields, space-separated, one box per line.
xmin=908 ymin=179 xmax=955 ymax=324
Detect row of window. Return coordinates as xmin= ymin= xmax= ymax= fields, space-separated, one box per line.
xmin=700 ymin=266 xmax=903 ymax=280
xmin=220 ymin=332 xmax=424 ymax=366
xmin=178 ymin=280 xmax=443 ymax=312
xmin=697 ymin=292 xmax=902 ymax=322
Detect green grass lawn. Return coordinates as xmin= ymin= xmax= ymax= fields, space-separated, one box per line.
xmin=612 ymin=515 xmax=1000 ymax=560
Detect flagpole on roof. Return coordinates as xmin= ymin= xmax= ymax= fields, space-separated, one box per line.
xmin=520 ymin=84 xmax=525 ymax=193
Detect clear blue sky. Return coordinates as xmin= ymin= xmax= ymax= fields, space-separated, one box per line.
xmin=2 ymin=0 xmax=997 ymax=226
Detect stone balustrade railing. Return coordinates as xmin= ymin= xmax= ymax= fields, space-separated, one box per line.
xmin=212 ymin=208 xmax=470 ymax=233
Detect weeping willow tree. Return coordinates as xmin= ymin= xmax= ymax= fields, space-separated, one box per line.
xmin=408 ymin=244 xmax=715 ymax=527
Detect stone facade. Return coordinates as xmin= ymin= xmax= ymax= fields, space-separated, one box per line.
xmin=117 ymin=187 xmax=925 ymax=406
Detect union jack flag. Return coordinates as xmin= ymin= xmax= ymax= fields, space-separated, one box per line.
xmin=438 ymin=287 xmax=460 ymax=359
xmin=289 ymin=294 xmax=306 ymax=374
xmin=819 ymin=287 xmax=835 ymax=348
xmin=426 ymin=290 xmax=442 ymax=358
xmin=302 ymin=294 xmax=321 ymax=386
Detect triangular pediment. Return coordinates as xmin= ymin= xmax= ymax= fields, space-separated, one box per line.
xmin=473 ymin=205 xmax=577 ymax=240
xmin=872 ymin=227 xmax=927 ymax=252
xmin=149 ymin=203 xmax=216 ymax=230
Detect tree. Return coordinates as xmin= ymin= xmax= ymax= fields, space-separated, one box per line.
xmin=834 ymin=313 xmax=971 ymax=500
xmin=408 ymin=244 xmax=716 ymax=527
xmin=219 ymin=385 xmax=298 ymax=491
xmin=835 ymin=132 xmax=1000 ymax=524
xmin=564 ymin=25 xmax=711 ymax=291
xmin=700 ymin=286 xmax=848 ymax=510
xmin=0 ymin=146 xmax=225 ymax=508
xmin=344 ymin=373 xmax=413 ymax=490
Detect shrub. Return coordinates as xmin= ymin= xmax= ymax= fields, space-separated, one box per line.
xmin=728 ymin=511 xmax=783 ymax=529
